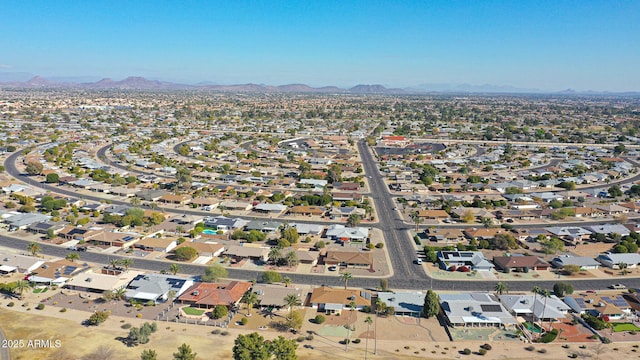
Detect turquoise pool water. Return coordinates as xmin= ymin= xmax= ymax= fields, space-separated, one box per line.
xmin=202 ymin=229 xmax=217 ymax=235
xmin=523 ymin=322 xmax=544 ymax=334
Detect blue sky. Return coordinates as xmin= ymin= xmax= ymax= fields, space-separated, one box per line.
xmin=1 ymin=0 xmax=638 ymax=91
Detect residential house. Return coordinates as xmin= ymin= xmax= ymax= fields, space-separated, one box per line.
xmin=329 ymin=206 xmax=366 ymax=219
xmin=252 ymin=284 xmax=306 ymax=308
xmin=175 ymin=241 xmax=225 ymax=258
xmin=437 ymin=251 xmax=495 ymax=271
xmin=377 ymin=291 xmax=425 ymax=317
xmin=65 ymin=269 xmax=141 ymax=294
xmin=0 ymin=252 xmax=45 ymax=274
xmin=177 ymin=281 xmax=252 ymax=309
xmin=309 ymin=285 xmax=372 ymax=313
xmin=583 ymin=224 xmax=631 ymax=237
xmin=325 ymin=224 xmax=369 ymax=243
xmin=253 ymin=203 xmax=288 ymax=215
xmin=415 ymin=209 xmax=450 ymax=220
xmin=288 ymin=223 xmax=325 ymax=236
xmin=124 ymin=273 xmax=194 ymax=304
xmin=551 ymin=255 xmax=600 ymax=270
xmin=544 ymin=226 xmax=592 ymax=243
xmin=28 ymin=259 xmax=90 ymax=286
xmin=563 ymin=293 xmax=632 ymax=319
xmin=288 ymin=206 xmax=326 ymax=216
xmin=424 ymin=228 xmax=464 ymax=243
xmin=439 ymin=293 xmax=517 ymax=327
xmin=463 ymin=228 xmax=504 ymax=240
xmin=224 ymin=245 xmax=269 ymax=263
xmin=134 ymin=237 xmax=178 ymax=253
xmin=596 ymin=252 xmax=640 ymax=269
xmin=245 ymin=220 xmax=283 ymax=233
xmin=499 ymin=294 xmax=571 ymax=323
xmin=493 ymin=255 xmax=551 ymax=272
xmin=203 ymin=216 xmax=249 ymax=231
xmin=324 ymin=250 xmax=373 ymax=270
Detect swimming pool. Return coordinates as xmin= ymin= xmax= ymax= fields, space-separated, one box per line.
xmin=523 ymin=322 xmax=545 ymax=334
xmin=202 ymin=229 xmax=217 ymax=235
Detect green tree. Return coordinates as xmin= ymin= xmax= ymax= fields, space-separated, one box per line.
xmin=119 ymin=258 xmax=133 ymax=270
xmin=174 ymin=247 xmax=198 ymax=261
xmin=422 ymin=290 xmax=440 ymax=318
xmin=173 ymin=343 xmax=197 ymax=360
xmin=25 ymin=161 xmax=44 ymax=175
xmin=283 ymin=277 xmax=292 ymax=288
xmin=45 ymin=173 xmax=59 ymax=183
xmin=608 ymin=185 xmax=623 ymax=198
xmin=410 ymin=211 xmax=423 ymax=232
xmin=201 ymin=264 xmax=228 ymax=282
xmin=284 ymin=294 xmax=301 ymax=318
xmin=212 ymin=305 xmax=228 ymax=319
xmin=553 ymin=282 xmax=574 ymax=297
xmin=531 ymin=286 xmax=541 ymax=325
xmin=168 ymin=263 xmax=181 ymax=275
xmin=242 ymin=291 xmax=259 ymax=313
xmin=340 ymin=272 xmax=353 ymax=289
xmin=13 ymin=280 xmax=33 ymax=300
xmin=346 ymin=213 xmax=361 ymax=227
xmin=27 ymin=242 xmax=41 ymax=257
xmin=65 ymin=252 xmax=80 ymax=262
xmin=87 ymin=310 xmax=110 ymax=326
xmin=494 ymin=281 xmax=508 ymax=295
xmin=261 ymin=270 xmax=282 ymax=284
xmin=540 ymin=237 xmax=564 ymax=254
xmin=285 ymin=310 xmax=303 ymax=331
xmin=140 ymin=349 xmax=158 ymax=360
xmin=270 ymin=335 xmax=298 ymax=360
xmin=233 ymin=332 xmax=270 ymax=360
xmin=364 ymin=316 xmax=373 ymax=360
xmin=281 ymin=227 xmax=299 ymax=244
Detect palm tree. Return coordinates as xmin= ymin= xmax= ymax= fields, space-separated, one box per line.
xmin=119 ymin=258 xmax=133 ymax=270
xmin=130 ymin=197 xmax=141 ymax=206
xmin=65 ymin=252 xmax=80 ymax=262
xmin=540 ymin=289 xmax=552 ymax=332
xmin=14 ymin=280 xmax=33 ymax=300
xmin=283 ymin=294 xmax=301 ymax=318
xmin=531 ymin=286 xmax=541 ymax=325
xmin=268 ymin=247 xmax=282 ymax=266
xmin=340 ymin=272 xmax=353 ymax=290
xmin=364 ymin=316 xmax=373 ymax=360
xmin=494 ymin=281 xmax=508 ymax=295
xmin=283 ymin=277 xmax=292 ymax=288
xmin=168 ymin=263 xmax=181 ymax=275
xmin=113 ymin=287 xmax=126 ymax=301
xmin=242 ymin=291 xmax=259 ymax=315
xmin=27 ymin=242 xmax=41 ymax=257
xmin=109 ymin=259 xmax=120 ymax=270
xmin=410 ymin=211 xmax=423 ymax=232
xmin=373 ymin=298 xmax=383 ymax=355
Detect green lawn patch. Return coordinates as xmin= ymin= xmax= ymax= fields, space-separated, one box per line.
xmin=182 ymin=307 xmax=206 ymax=316
xmin=613 ymin=323 xmax=640 ymax=332
xmin=33 ymin=287 xmax=48 ymax=294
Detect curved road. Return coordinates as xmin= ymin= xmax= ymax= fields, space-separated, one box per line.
xmin=4 ymin=147 xmax=640 ymax=292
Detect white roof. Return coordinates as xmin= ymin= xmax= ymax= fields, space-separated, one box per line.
xmin=0 ymin=265 xmax=16 ymax=272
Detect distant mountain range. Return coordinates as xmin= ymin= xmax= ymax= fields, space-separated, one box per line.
xmin=0 ymin=73 xmax=638 ymax=95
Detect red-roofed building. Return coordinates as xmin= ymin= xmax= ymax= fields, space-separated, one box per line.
xmin=177 ymin=281 xmax=252 ymax=309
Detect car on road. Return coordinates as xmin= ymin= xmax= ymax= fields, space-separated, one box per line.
xmin=328 ymin=265 xmax=337 ymax=271
xmin=392 ymin=207 xmax=398 ymax=211
xmin=609 ymin=284 xmax=626 ymax=289
xmin=414 ymin=258 xmax=423 ymax=265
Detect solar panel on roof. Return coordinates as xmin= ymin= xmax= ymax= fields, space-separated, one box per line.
xmin=601 ymin=296 xmax=612 ymax=302
xmin=63 ymin=266 xmax=77 ymax=275
xmin=480 ymin=304 xmax=502 ymax=312
xmin=574 ymin=298 xmax=586 ymax=308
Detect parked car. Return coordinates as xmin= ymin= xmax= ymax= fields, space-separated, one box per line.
xmin=609 ymin=284 xmax=626 ymax=289
xmin=414 ymin=258 xmax=423 ymax=265
xmin=328 ymin=265 xmax=337 ymax=271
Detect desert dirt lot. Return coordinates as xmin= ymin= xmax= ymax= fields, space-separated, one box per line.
xmin=2 ymin=303 xmax=640 ymax=360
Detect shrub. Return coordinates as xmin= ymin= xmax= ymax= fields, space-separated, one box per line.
xmin=36 ymin=304 xmax=45 ymax=310
xmin=220 ymin=331 xmax=229 ymax=336
xmin=296 ymin=336 xmax=305 ymax=342
xmin=7 ymin=302 xmax=14 ymax=307
xmin=463 ymin=348 xmax=472 ymax=355
xmin=306 ymin=335 xmax=314 ymax=341
xmin=353 ymin=339 xmax=361 ymax=344
xmin=375 ymin=243 xmax=384 ymax=249
xmin=481 ymin=344 xmax=492 ymax=350
xmin=211 ymin=329 xmax=221 ymax=335
xmin=121 ymin=323 xmax=132 ymax=329
xmin=60 ymin=308 xmax=67 ymax=312
xmin=478 ymin=349 xmax=487 ymax=355
xmin=538 ymin=329 xmax=558 ymax=343
xmin=240 ymin=317 xmax=248 ymax=325
xmin=314 ymin=315 xmax=326 ymax=324
xmin=569 ymin=354 xmax=578 ymax=359
xmin=525 ymin=346 xmax=535 ymax=351
xmin=538 ymin=349 xmax=547 ymax=353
